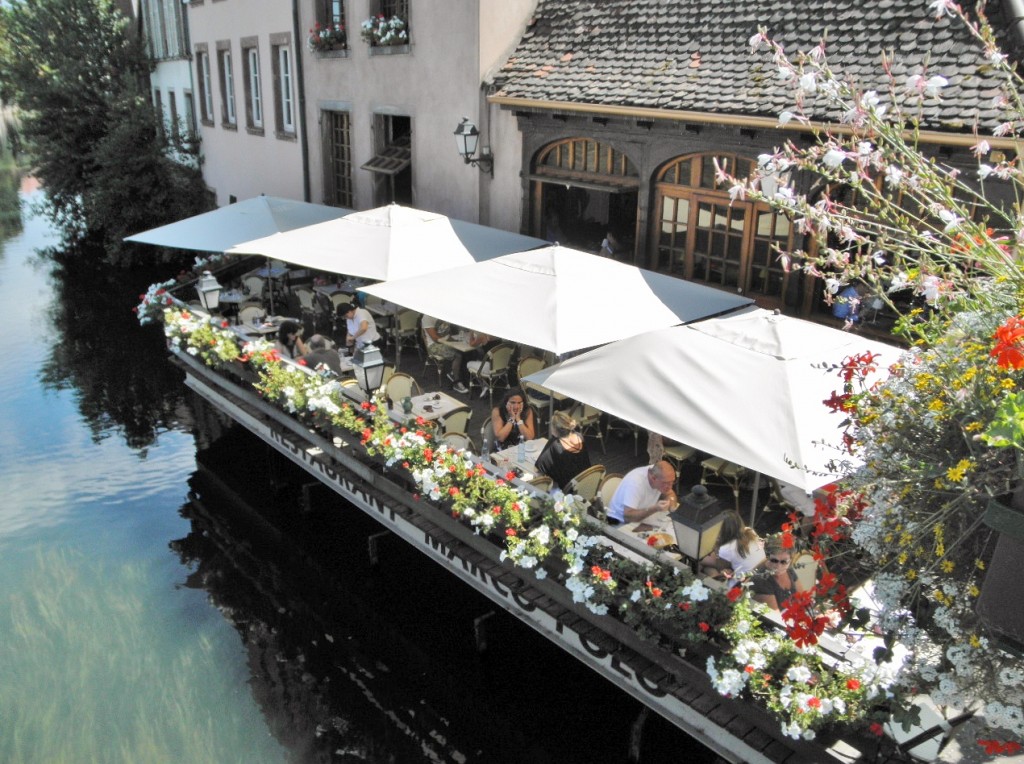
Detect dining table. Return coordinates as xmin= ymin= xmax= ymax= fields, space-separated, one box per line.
xmin=388 ymin=391 xmax=465 ymax=423
xmin=489 ymin=437 xmax=548 ymax=478
xmin=237 ymin=315 xmax=301 ymax=338
xmin=438 ymin=332 xmax=476 ymax=353
xmin=618 ymin=510 xmax=683 ymax=559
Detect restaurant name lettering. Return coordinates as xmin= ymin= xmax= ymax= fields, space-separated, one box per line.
xmin=265 ymin=425 xmax=670 ymax=703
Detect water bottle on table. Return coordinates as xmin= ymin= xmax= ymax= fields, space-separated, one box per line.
xmin=517 ymin=435 xmax=526 ymax=463
xmin=480 ymin=424 xmax=490 ymax=458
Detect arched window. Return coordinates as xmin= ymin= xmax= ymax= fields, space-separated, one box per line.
xmin=651 ymin=152 xmax=804 ymax=309
xmin=529 ymin=138 xmax=639 ymax=255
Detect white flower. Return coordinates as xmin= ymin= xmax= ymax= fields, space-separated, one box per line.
xmin=928 ymin=0 xmax=956 ymax=18
xmin=799 ymin=73 xmax=818 ymax=94
xmin=778 ymin=110 xmax=795 ymax=126
xmin=822 ymin=148 xmax=847 ymax=169
xmin=978 ymin=164 xmax=994 ymax=181
xmin=787 ymin=665 xmax=813 ymax=683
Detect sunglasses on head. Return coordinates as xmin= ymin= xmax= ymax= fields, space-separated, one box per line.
xmin=768 ymin=557 xmax=790 ymax=564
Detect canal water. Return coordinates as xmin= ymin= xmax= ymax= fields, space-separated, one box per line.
xmin=0 ymin=191 xmax=717 ymax=763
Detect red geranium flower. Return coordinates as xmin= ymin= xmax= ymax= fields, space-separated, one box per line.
xmin=846 ymin=678 xmax=861 ymax=691
xmin=698 ymin=622 xmax=710 ymax=632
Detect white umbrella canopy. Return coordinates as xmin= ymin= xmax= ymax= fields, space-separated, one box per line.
xmin=360 ymin=245 xmax=752 ymax=355
xmin=226 ymin=203 xmax=482 ymax=281
xmin=123 ymin=196 xmax=351 ymax=252
xmin=525 ymin=306 xmax=901 ymax=491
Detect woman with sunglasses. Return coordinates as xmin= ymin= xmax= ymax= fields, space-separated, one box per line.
xmin=752 ymin=536 xmax=808 ymax=611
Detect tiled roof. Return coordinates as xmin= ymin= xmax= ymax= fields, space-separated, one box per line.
xmin=493 ymin=0 xmax=1016 ymax=134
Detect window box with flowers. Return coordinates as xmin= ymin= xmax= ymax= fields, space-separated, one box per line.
xmin=307 ymin=22 xmax=348 ymax=57
xmin=360 ymin=14 xmax=408 ymax=54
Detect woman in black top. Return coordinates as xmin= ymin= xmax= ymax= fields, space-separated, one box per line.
xmin=491 ymin=388 xmax=537 ymax=449
xmin=534 ymin=410 xmax=591 ymax=491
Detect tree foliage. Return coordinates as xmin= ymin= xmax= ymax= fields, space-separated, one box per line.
xmin=0 ymin=0 xmax=209 ymax=264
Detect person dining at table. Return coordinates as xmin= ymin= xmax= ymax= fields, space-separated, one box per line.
xmin=421 ymin=314 xmax=462 ymax=388
xmin=491 ymin=388 xmax=537 ymax=450
xmin=699 ymin=510 xmax=765 ymax=581
xmin=298 ymin=334 xmax=342 ymax=376
xmin=339 ymin=302 xmax=380 ymax=351
xmin=752 ymin=536 xmax=808 ymax=611
xmin=275 ymin=320 xmax=309 ymax=361
xmin=606 ymin=461 xmax=677 ymax=525
xmin=534 ymin=410 xmax=591 ymax=491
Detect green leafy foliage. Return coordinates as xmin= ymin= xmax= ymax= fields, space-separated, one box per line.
xmin=0 ymin=0 xmax=209 ymax=264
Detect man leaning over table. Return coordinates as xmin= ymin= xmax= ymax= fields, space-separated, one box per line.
xmin=606 ymin=461 xmax=677 ymax=525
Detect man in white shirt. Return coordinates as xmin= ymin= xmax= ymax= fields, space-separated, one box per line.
xmin=340 ymin=302 xmax=380 ymax=350
xmin=606 ymin=461 xmax=677 ymax=524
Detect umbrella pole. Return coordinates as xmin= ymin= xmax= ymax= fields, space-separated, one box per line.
xmin=266 ymin=257 xmax=276 ymax=315
xmin=749 ymin=472 xmax=761 ymax=527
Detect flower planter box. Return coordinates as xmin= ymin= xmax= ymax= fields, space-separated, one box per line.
xmin=368 ymin=44 xmax=410 ymax=56
xmin=313 ymin=48 xmax=349 ymax=59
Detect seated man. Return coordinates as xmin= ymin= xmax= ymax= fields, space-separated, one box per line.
xmin=421 ymin=314 xmax=462 ymax=390
xmin=298 ymin=334 xmax=342 ymax=376
xmin=606 ymin=460 xmax=677 ymax=524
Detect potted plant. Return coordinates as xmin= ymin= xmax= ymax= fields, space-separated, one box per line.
xmin=307 ymin=22 xmax=347 ymax=53
xmin=359 ymin=14 xmax=408 ymax=47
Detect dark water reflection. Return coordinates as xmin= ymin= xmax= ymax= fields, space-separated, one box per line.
xmin=39 ymin=251 xmax=190 ymax=450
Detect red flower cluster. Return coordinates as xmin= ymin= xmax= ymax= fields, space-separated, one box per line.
xmin=978 ymin=739 xmax=1023 ymax=755
xmin=590 ymin=565 xmax=612 ymax=581
xmin=780 ymin=590 xmax=832 ymax=648
xmin=991 ymin=315 xmax=1024 ymax=370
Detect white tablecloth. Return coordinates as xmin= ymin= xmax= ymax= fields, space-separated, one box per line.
xmin=490 ymin=438 xmax=548 ymax=477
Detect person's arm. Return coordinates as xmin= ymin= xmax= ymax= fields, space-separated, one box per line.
xmin=294 ymin=336 xmax=310 ymax=357
xmin=492 ymin=407 xmax=515 ymax=444
xmin=519 ymin=408 xmax=537 ymax=440
xmin=469 ymin=331 xmax=490 ymax=347
xmin=620 ymin=500 xmax=671 ymax=524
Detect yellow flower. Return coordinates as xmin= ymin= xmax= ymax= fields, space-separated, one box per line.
xmin=928 ymin=398 xmax=945 ymax=412
xmin=975 ymin=559 xmax=986 ymax=571
xmin=970 ymin=634 xmax=982 ymax=648
xmin=946 ymin=459 xmax=973 ymax=483
xmin=906 ymin=569 xmax=917 ymax=581
xmin=941 ymin=560 xmax=955 ymax=573
xmin=965 ymin=421 xmax=984 ymax=432
xmin=969 ymin=584 xmax=980 ymax=597
xmin=898 ymin=551 xmax=909 ymax=565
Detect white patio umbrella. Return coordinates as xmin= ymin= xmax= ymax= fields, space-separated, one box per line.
xmin=123 ymin=195 xmax=351 ymax=252
xmin=360 ymin=245 xmax=752 ymax=355
xmin=524 ymin=306 xmax=900 ymax=494
xmin=226 ymin=203 xmax=479 ymax=281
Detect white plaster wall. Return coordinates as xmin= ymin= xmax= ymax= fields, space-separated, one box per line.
xmin=187 ymin=0 xmax=304 ymax=206
xmin=302 ymin=0 xmax=535 ymax=229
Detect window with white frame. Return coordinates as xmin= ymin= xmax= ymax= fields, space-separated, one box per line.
xmin=196 ymin=48 xmax=214 ymax=124
xmin=241 ymin=41 xmax=263 ymax=131
xmin=271 ymin=39 xmax=295 ymax=137
xmin=217 ymin=44 xmax=236 ymax=127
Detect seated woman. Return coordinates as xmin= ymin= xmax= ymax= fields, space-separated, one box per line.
xmin=751 ymin=536 xmax=808 ymax=611
xmin=534 ymin=411 xmax=591 ymax=491
xmin=491 ymin=388 xmax=537 ymax=450
xmin=699 ymin=510 xmax=765 ymax=581
xmin=275 ymin=320 xmax=309 ymax=361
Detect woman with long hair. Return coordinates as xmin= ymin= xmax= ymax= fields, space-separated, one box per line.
xmin=699 ymin=510 xmax=765 ymax=580
xmin=534 ymin=410 xmax=591 ymax=491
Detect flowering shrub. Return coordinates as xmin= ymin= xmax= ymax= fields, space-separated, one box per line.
xmin=308 ymin=22 xmax=346 ymax=52
xmin=162 ymin=308 xmax=240 ymax=368
xmin=360 ymin=15 xmax=407 ymax=46
xmin=715 ymin=1 xmax=1024 ymax=743
xmin=135 ymin=279 xmax=177 ymax=324
xmin=710 ymin=596 xmax=900 ymax=740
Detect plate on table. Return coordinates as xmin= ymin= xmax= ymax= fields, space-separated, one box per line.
xmin=647 ymin=532 xmax=676 ymax=550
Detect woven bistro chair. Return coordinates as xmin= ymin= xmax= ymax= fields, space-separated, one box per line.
xmin=566 ymin=464 xmax=606 ymax=504
xmin=384 ymin=372 xmax=422 ymax=407
xmin=467 ymin=342 xmax=515 ymax=405
xmin=439 ymin=406 xmax=472 ymax=436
